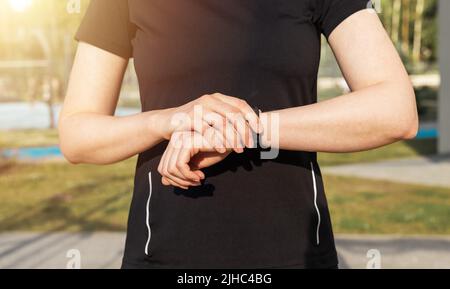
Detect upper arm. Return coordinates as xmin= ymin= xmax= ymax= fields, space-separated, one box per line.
xmin=328 ymin=9 xmax=412 ymax=92
xmin=61 ymin=0 xmax=135 ymax=118
xmin=61 ymin=42 xmax=128 ymax=118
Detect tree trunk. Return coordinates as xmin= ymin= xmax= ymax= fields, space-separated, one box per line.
xmin=380 ymin=0 xmax=391 ymax=35
xmin=42 ymin=79 xmax=55 ymax=129
xmin=392 ymin=0 xmax=402 ymax=45
xmin=412 ymin=0 xmax=425 ymax=63
xmin=47 ymin=96 xmax=55 ymax=129
xmin=401 ymin=0 xmax=411 ymax=56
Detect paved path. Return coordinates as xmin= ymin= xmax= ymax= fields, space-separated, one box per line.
xmin=323 ymin=155 xmax=450 ymax=188
xmin=0 ymin=232 xmax=449 ymax=269
xmin=0 ymin=232 xmax=125 ymax=269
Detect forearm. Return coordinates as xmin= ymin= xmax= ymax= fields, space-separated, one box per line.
xmin=59 ymin=110 xmax=168 ymax=165
xmin=261 ymin=82 xmax=418 ymax=153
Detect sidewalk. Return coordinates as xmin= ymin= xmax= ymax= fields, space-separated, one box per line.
xmin=0 ymin=232 xmax=449 ymax=269
xmin=322 ymin=155 xmax=450 ymax=188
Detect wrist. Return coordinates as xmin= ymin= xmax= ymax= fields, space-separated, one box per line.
xmin=259 ymin=111 xmax=277 ymax=149
xmin=147 ymin=108 xmax=175 ymax=141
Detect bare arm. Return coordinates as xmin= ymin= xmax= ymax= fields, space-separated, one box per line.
xmin=158 ymin=10 xmax=420 ymax=189
xmin=262 ymin=9 xmax=419 ymax=153
xmin=59 ymin=42 xmax=259 ymax=165
xmin=59 ymin=42 xmax=168 ymax=165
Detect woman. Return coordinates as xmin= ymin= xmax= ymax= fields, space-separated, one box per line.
xmin=59 ymin=0 xmax=418 ymax=269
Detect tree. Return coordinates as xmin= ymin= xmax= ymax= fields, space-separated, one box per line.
xmin=421 ymin=0 xmax=438 ymax=62
xmin=391 ymin=0 xmax=402 ymax=45
xmin=382 ymin=0 xmax=437 ymax=67
xmin=0 ymin=0 xmax=89 ymax=128
xmin=413 ymin=0 xmax=425 ymax=63
xmin=401 ymin=0 xmax=411 ymax=56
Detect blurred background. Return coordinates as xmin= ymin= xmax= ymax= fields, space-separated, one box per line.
xmin=0 ymin=0 xmax=449 ymax=269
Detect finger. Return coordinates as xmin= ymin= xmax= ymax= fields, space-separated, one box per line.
xmin=220 ymin=111 xmax=248 ymax=150
xmin=158 ymin=143 xmax=170 ymax=177
xmin=182 ymin=137 xmax=209 ymax=180
xmin=212 ymin=93 xmax=262 ymax=134
xmin=160 ymin=138 xmax=176 ymax=175
xmin=161 ymin=177 xmax=171 ymax=186
xmin=160 ymin=151 xmax=183 ymax=188
xmin=179 ymin=161 xmax=204 ymax=181
xmin=192 ymin=169 xmax=205 ymax=180
xmin=223 ymin=116 xmax=244 ymax=153
xmin=203 ymin=112 xmax=238 ymax=152
xmin=195 ymin=129 xmax=219 ymax=153
xmin=188 ymin=109 xmax=226 ymax=153
xmin=165 ymin=161 xmax=199 ymax=188
xmin=162 ymin=176 xmax=189 ymax=190
xmin=169 ymin=145 xmax=201 ymax=183
xmin=203 ymin=126 xmax=227 ymax=153
xmin=206 ymin=102 xmax=247 ymax=152
xmin=184 ymin=133 xmax=214 ymax=179
xmin=166 ymin=137 xmax=202 ymax=187
xmin=161 ymin=140 xmax=196 ymax=188
xmin=177 ymin=146 xmax=205 ymax=181
xmin=232 ymin=113 xmax=253 ymax=148
xmin=169 ymin=144 xmax=201 ymax=184
xmin=190 ymin=119 xmax=215 ymax=138
xmin=161 ymin=145 xmax=175 ymax=182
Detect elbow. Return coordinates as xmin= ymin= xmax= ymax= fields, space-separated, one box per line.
xmin=61 ymin=150 xmax=82 ymax=165
xmin=390 ymin=88 xmax=419 ymax=141
xmin=59 ymin=139 xmax=83 ymax=165
xmin=58 ymin=120 xmax=83 ymax=165
xmin=397 ymin=115 xmax=419 ymax=140
xmin=59 ymin=130 xmax=110 ymax=166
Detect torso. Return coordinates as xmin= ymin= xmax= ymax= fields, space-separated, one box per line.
xmin=123 ymin=0 xmax=338 ymax=268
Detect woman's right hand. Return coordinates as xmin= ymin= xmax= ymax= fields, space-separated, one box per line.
xmin=156 ymin=93 xmax=262 ymax=153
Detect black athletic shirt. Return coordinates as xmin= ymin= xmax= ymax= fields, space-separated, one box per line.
xmin=76 ymin=0 xmax=370 ymax=269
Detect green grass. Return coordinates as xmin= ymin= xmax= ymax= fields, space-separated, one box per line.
xmin=0 ymin=159 xmax=449 ymax=234
xmin=0 ymin=129 xmax=59 ymax=149
xmin=318 ymin=139 xmax=436 ymax=166
xmin=0 ymin=159 xmax=136 ymax=232
xmin=325 ymin=175 xmax=450 ymax=234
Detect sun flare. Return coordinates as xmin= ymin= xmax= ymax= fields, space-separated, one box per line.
xmin=8 ymin=0 xmax=33 ymax=13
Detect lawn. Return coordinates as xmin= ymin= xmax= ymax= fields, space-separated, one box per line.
xmin=0 ymin=159 xmax=136 ymax=232
xmin=0 ymin=158 xmax=449 ymax=234
xmin=0 ymin=129 xmax=447 ymax=234
xmin=0 ymin=129 xmax=59 ymax=149
xmin=325 ymin=175 xmax=450 ymax=234
xmin=318 ymin=139 xmax=436 ymax=166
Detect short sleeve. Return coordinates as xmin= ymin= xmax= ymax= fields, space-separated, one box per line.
xmin=75 ymin=0 xmax=136 ymax=58
xmin=313 ymin=0 xmax=372 ymax=39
